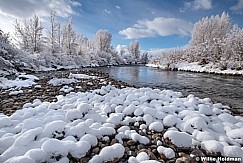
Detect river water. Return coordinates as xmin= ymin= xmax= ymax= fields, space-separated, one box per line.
xmin=90 ymin=66 xmax=243 ymax=113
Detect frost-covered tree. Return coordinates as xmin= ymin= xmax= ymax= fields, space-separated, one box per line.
xmin=0 ymin=29 xmax=9 ymax=45
xmin=93 ymin=30 xmax=112 ymax=52
xmin=129 ymin=40 xmax=140 ymax=60
xmin=29 ymin=14 xmax=44 ymax=52
xmin=14 ymin=20 xmax=29 ymax=50
xmin=9 ymin=12 xmax=136 ymax=69
xmin=14 ymin=14 xmax=44 ymax=52
xmin=48 ymin=10 xmax=59 ymax=53
xmin=189 ymin=12 xmax=230 ymax=63
xmin=0 ymin=28 xmax=33 ymax=71
xmin=61 ymin=18 xmax=77 ymax=54
xmin=0 ymin=28 xmax=11 ymax=58
xmin=224 ymin=25 xmax=243 ymax=62
xmin=61 ymin=23 xmax=67 ymax=50
xmin=76 ymin=34 xmax=89 ymax=56
xmin=141 ymin=52 xmax=148 ymax=64
xmin=191 ymin=12 xmax=230 ymax=46
xmin=0 ymin=29 xmax=14 ymax=70
xmin=151 ymin=12 xmax=243 ymax=70
xmin=116 ymin=44 xmax=128 ymax=57
xmin=57 ymin=23 xmax=61 ymax=50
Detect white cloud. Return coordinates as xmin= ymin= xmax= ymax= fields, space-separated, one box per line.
xmin=230 ymin=0 xmax=243 ymax=13
xmin=70 ymin=1 xmax=82 ymax=7
xmin=116 ymin=5 xmax=121 ymax=9
xmin=0 ymin=0 xmax=80 ymax=34
xmin=104 ymin=9 xmax=111 ymax=14
xmin=181 ymin=0 xmax=212 ymax=12
xmin=119 ymin=17 xmax=193 ymax=39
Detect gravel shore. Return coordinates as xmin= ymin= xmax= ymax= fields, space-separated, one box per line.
xmin=0 ymin=70 xmax=129 ymax=116
xmin=0 ymin=70 xmax=241 ymax=163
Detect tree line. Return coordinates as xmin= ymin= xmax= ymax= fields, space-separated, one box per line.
xmin=0 ymin=11 xmax=147 ymax=71
xmin=13 ymin=11 xmax=144 ymax=61
xmin=150 ymin=12 xmax=243 ymax=70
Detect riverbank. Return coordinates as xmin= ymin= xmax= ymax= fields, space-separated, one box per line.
xmin=0 ymin=70 xmax=129 ymax=115
xmin=0 ymin=69 xmax=242 ymax=162
xmin=146 ymin=62 xmax=243 ymax=77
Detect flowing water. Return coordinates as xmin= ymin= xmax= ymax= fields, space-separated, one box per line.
xmin=91 ymin=66 xmax=243 ymax=113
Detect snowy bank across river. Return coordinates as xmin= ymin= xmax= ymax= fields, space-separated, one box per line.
xmin=147 ymin=62 xmax=243 ymax=76
xmin=0 ymin=85 xmax=242 ymax=162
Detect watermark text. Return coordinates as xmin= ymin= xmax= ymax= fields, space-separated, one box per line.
xmin=195 ymin=156 xmax=242 ymax=162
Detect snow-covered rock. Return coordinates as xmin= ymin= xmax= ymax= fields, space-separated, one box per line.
xmin=226 ymin=128 xmax=243 ymax=139
xmin=198 ymin=104 xmax=213 ymax=115
xmin=195 ymin=131 xmax=216 ymax=142
xmin=68 ymin=73 xmax=97 ymax=79
xmin=125 ymin=130 xmax=150 ymax=145
xmin=218 ymin=113 xmax=237 ymax=123
xmin=201 ymin=140 xmax=224 ymax=154
xmin=164 ymin=130 xmax=192 ymax=148
xmin=89 ymin=143 xmax=125 ymax=163
xmin=223 ymin=145 xmax=243 ymax=157
xmin=149 ymin=122 xmax=164 ymax=132
xmin=136 ymin=152 xmax=150 ymax=162
xmin=163 ymin=115 xmax=178 ymax=127
xmin=60 ymin=85 xmax=74 ymax=93
xmin=48 ymin=78 xmax=76 ymax=86
xmin=157 ymin=146 xmax=175 ymax=159
xmin=18 ymin=74 xmax=39 ymax=81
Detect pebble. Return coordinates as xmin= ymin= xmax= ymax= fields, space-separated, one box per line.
xmin=190 ymin=149 xmax=205 ymax=157
xmin=147 ymin=150 xmax=157 ymax=160
xmin=152 ymin=133 xmax=162 ymax=139
xmin=175 ymin=156 xmax=196 ymax=163
xmin=92 ymin=147 xmax=100 ymax=154
xmin=127 ymin=150 xmax=136 ymax=156
xmin=79 ymin=157 xmax=90 ymax=163
xmin=110 ymin=138 xmax=118 ymax=145
xmin=127 ymin=140 xmax=137 ymax=146
xmin=151 ymin=145 xmax=157 ymax=149
xmin=130 ymin=145 xmax=136 ymax=151
xmin=137 ymin=144 xmax=145 ymax=150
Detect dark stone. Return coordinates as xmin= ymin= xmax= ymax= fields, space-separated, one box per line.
xmin=127 ymin=140 xmax=137 ymax=146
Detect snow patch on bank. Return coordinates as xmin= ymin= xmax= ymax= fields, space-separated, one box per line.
xmin=0 ymin=74 xmax=38 ymax=89
xmin=147 ymin=62 xmax=243 ymax=75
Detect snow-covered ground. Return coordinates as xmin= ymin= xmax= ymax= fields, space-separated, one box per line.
xmin=0 ymin=72 xmax=98 ymax=90
xmin=0 ymin=74 xmax=39 ymax=90
xmin=0 ymin=84 xmax=242 ymax=162
xmin=147 ymin=62 xmax=243 ymax=76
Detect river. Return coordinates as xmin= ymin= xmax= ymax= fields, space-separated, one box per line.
xmin=90 ymin=66 xmax=243 ymax=113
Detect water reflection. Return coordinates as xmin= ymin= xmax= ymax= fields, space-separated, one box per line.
xmin=93 ymin=66 xmax=243 ymax=112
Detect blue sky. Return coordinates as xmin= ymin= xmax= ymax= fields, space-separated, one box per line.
xmin=0 ymin=0 xmax=243 ymax=51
